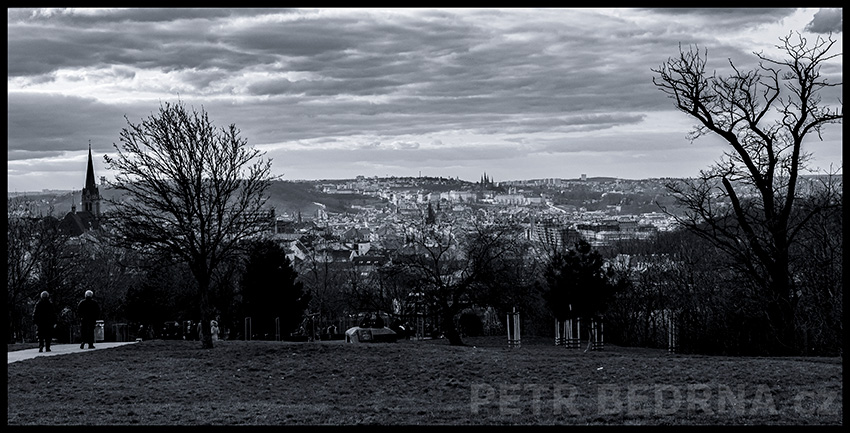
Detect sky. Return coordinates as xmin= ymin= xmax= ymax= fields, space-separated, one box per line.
xmin=7 ymin=8 xmax=843 ymax=193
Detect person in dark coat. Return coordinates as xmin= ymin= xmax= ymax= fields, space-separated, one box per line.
xmin=77 ymin=290 xmax=100 ymax=349
xmin=33 ymin=291 xmax=57 ymax=352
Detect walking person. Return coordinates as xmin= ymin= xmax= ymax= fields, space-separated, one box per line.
xmin=210 ymin=320 xmax=220 ymax=341
xmin=77 ymin=290 xmax=100 ymax=349
xmin=33 ymin=291 xmax=57 ymax=352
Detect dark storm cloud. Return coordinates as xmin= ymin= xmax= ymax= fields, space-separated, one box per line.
xmin=233 ymin=9 xmax=665 ymax=129
xmin=7 ymin=8 xmax=280 ymax=25
xmin=646 ymin=8 xmax=796 ymax=28
xmin=6 ymin=8 xmax=825 ymax=129
xmin=246 ymin=77 xmax=404 ymax=97
xmin=805 ymin=8 xmax=842 ymax=33
xmin=6 ymin=8 xmax=710 ymax=114
xmin=221 ymin=19 xmax=356 ymax=56
xmin=7 ymin=8 xmax=842 ymax=190
xmin=8 ymin=8 xmax=291 ymax=77
xmin=7 ymin=92 xmax=128 ymax=158
xmin=7 ymin=24 xmax=121 ymax=77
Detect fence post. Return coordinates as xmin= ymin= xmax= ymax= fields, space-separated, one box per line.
xmin=590 ymin=317 xmax=604 ymax=351
xmin=566 ymin=304 xmax=581 ymax=349
xmin=555 ymin=319 xmax=563 ymax=346
xmin=667 ymin=312 xmax=678 ymax=353
xmin=563 ymin=317 xmax=581 ymax=349
xmin=507 ymin=307 xmax=521 ymax=348
xmin=244 ymin=317 xmax=251 ymax=341
xmin=275 ymin=317 xmax=281 ymax=341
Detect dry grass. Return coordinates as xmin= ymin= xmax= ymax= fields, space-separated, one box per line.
xmin=7 ymin=336 xmax=842 ymax=425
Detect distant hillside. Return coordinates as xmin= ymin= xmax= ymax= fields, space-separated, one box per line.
xmin=264 ymin=180 xmax=386 ymax=216
xmin=16 ymin=175 xmax=832 ymax=219
xmin=8 ymin=191 xmax=77 ymax=217
xmin=9 ymin=181 xmax=386 ymax=218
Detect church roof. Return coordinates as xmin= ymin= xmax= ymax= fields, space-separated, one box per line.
xmin=59 ymin=210 xmax=100 ymax=237
xmin=60 ymin=143 xmax=102 ymax=237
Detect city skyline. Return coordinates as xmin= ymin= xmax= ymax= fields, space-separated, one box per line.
xmin=8 ymin=8 xmax=843 ymax=193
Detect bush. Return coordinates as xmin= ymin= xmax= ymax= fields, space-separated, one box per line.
xmin=458 ymin=311 xmax=483 ymax=337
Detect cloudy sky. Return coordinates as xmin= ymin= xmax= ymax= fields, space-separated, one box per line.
xmin=7 ymin=8 xmax=843 ymax=192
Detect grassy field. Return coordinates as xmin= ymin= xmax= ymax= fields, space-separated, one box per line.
xmin=6 ymin=336 xmax=842 ymax=425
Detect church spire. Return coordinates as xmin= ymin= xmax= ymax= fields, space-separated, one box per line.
xmin=85 ymin=140 xmax=97 ymax=191
xmin=81 ymin=141 xmax=101 ymax=217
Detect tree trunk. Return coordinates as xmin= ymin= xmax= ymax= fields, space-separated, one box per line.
xmin=443 ymin=325 xmax=464 ymax=346
xmin=199 ymin=291 xmax=214 ymax=349
xmin=195 ymin=268 xmax=214 ymax=349
xmin=765 ymin=264 xmax=796 ymax=355
xmin=440 ymin=307 xmax=464 ymax=346
xmin=9 ymin=310 xmax=21 ymax=344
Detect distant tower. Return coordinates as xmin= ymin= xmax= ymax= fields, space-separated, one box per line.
xmin=425 ymin=202 xmax=436 ymax=225
xmin=480 ymin=172 xmax=492 ymax=188
xmin=81 ymin=142 xmax=101 ymax=217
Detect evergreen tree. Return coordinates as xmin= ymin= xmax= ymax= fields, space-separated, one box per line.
xmin=239 ymin=239 xmax=310 ymax=338
xmin=542 ymin=240 xmax=623 ymax=321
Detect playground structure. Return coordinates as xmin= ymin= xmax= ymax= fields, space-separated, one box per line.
xmin=554 ymin=315 xmax=604 ymax=351
xmin=236 ymin=306 xmax=689 ymax=352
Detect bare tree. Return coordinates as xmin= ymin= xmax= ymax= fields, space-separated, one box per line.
xmin=64 ymin=234 xmax=138 ymax=335
xmin=297 ymin=247 xmax=353 ymax=328
xmin=390 ymin=213 xmax=534 ymax=345
xmin=7 ymin=197 xmax=73 ymax=343
xmin=104 ymin=100 xmax=277 ymax=348
xmin=788 ymin=174 xmax=843 ymax=355
xmin=652 ymin=32 xmax=842 ymax=354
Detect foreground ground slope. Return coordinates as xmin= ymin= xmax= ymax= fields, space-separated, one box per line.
xmin=7 ymin=337 xmax=842 ymax=425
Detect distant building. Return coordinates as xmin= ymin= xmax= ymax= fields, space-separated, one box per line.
xmin=445 ymin=190 xmax=477 ymax=203
xmin=59 ymin=144 xmax=101 ymax=236
xmin=530 ymin=218 xmax=582 ymax=250
xmin=81 ymin=144 xmax=101 ymax=216
xmin=352 ymin=254 xmax=390 ymax=277
xmin=493 ymin=194 xmax=527 ymax=205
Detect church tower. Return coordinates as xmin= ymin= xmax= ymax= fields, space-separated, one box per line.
xmin=81 ymin=142 xmax=101 ymax=218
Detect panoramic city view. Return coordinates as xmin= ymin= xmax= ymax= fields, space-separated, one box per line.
xmin=8 ymin=8 xmax=842 ymax=425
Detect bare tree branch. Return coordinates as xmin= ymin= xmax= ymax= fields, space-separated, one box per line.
xmin=652 ymin=32 xmax=842 ymax=354
xmin=103 ymin=100 xmax=278 ymax=348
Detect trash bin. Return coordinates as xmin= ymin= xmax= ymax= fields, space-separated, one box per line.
xmin=95 ymin=320 xmax=105 ymax=342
